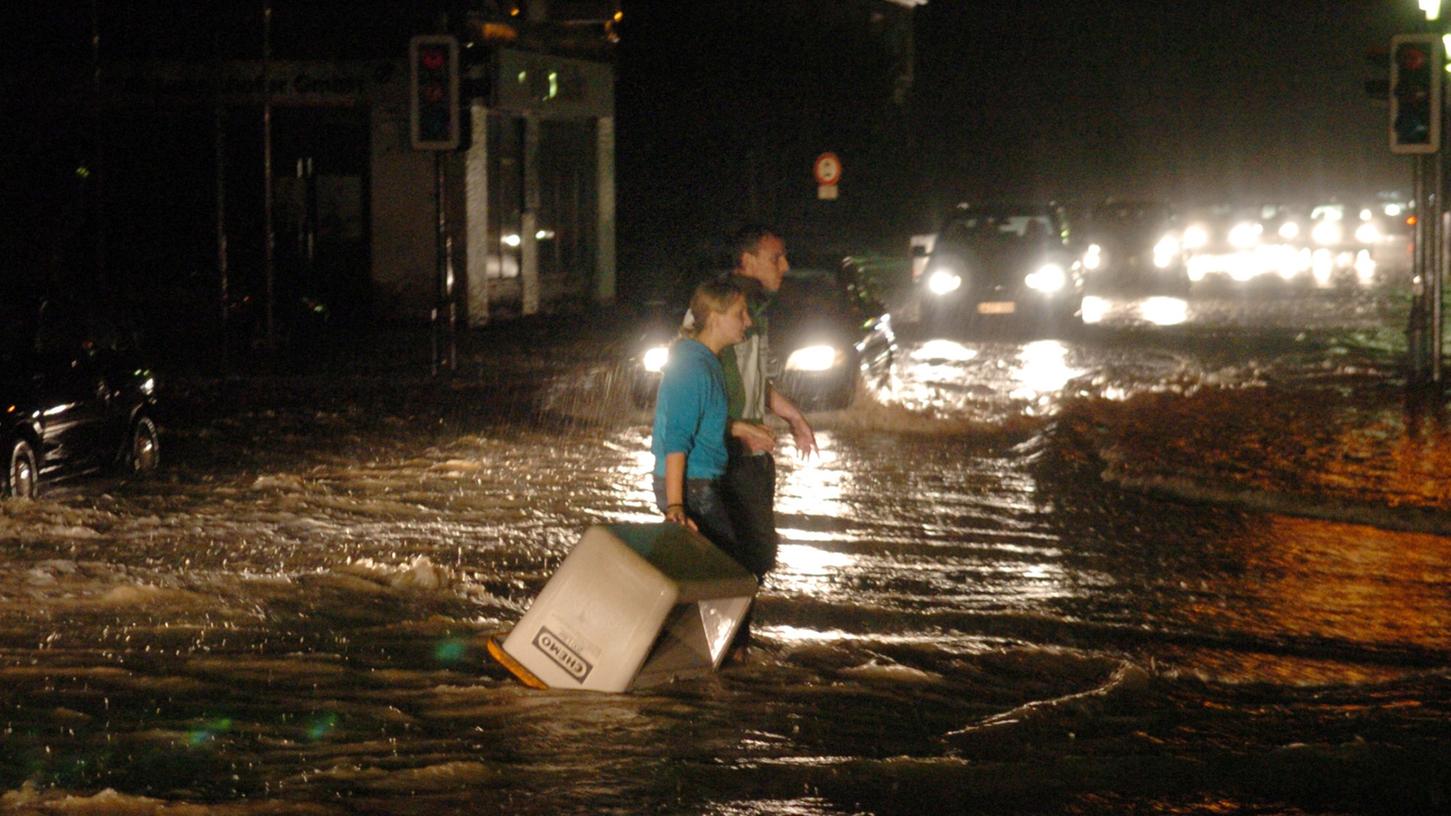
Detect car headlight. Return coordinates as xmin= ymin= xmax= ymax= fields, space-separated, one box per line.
xmin=1228 ymin=221 xmax=1262 ymax=250
xmin=1354 ymin=222 xmax=1380 ymax=244
xmin=927 ymin=268 xmax=962 ymax=295
xmin=785 ymin=344 xmax=844 ymax=372
xmin=1311 ymin=220 xmax=1341 ymax=246
xmin=1082 ymin=243 xmax=1103 ymax=271
xmin=1183 ymin=224 xmax=1209 ymax=250
xmin=1025 ymin=263 xmax=1067 ymax=292
xmin=641 ymin=344 xmax=670 ymax=374
xmin=1278 ymin=221 xmax=1301 ymax=241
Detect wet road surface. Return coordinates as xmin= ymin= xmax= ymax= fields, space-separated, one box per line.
xmin=1 ymin=279 xmax=1448 ymax=814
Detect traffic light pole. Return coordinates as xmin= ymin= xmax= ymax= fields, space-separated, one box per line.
xmin=1409 ymin=154 xmax=1439 ymax=386
xmin=410 ymin=34 xmax=460 ymax=377
xmin=1390 ymin=33 xmax=1444 ymax=386
xmin=431 ymin=152 xmax=457 ymax=377
xmin=1434 ymin=146 xmax=1445 ymax=386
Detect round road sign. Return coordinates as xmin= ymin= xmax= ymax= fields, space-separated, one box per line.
xmin=814 ymin=152 xmax=842 ymax=185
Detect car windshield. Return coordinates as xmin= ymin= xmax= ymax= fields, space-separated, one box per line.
xmin=941 ymin=212 xmax=1057 ymax=245
xmin=1091 ymin=204 xmax=1170 ymax=232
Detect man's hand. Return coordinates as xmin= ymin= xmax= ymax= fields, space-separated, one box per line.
xmin=768 ymin=385 xmax=817 ymax=458
xmin=731 ymin=420 xmax=776 ymax=454
xmin=788 ymin=416 xmax=818 ymax=458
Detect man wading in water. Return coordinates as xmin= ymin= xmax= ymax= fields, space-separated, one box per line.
xmin=687 ymin=225 xmax=818 ymax=654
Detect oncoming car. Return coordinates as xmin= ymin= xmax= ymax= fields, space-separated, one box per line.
xmin=629 ymin=262 xmax=892 ymax=411
xmin=2 ymin=295 xmax=160 ymax=499
xmin=917 ymin=203 xmax=1084 ymax=331
xmin=1080 ymin=199 xmax=1187 ymax=293
xmin=1180 ymin=203 xmax=1383 ymax=287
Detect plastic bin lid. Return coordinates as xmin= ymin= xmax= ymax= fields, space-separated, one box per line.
xmin=602 ymin=523 xmax=758 ymax=599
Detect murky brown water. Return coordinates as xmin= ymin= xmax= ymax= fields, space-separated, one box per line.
xmin=1 ymin=282 xmax=1447 ymax=814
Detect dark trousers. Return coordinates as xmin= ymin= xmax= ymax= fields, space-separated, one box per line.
xmin=721 ymin=443 xmax=778 ymax=581
xmin=652 ymin=476 xmax=738 ymax=556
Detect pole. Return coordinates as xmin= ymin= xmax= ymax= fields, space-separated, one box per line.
xmin=1434 ymin=143 xmax=1445 ymax=385
xmin=262 ymin=0 xmax=276 ymax=352
xmin=433 ymin=153 xmax=455 ymax=375
xmin=214 ymin=27 xmax=229 ymax=371
xmin=431 ymin=153 xmax=441 ymax=376
xmin=90 ymin=0 xmax=106 ymax=290
xmin=1410 ymin=157 xmax=1428 ymax=383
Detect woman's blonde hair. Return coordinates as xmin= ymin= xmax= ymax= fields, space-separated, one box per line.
xmin=683 ymin=277 xmax=746 ymax=339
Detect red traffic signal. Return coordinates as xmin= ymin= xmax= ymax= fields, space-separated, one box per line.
xmin=1390 ymin=34 xmax=1443 ymax=154
xmin=409 ymin=35 xmax=460 ymax=151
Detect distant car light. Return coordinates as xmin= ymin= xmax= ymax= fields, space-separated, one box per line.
xmin=641 ymin=344 xmax=670 ymax=373
xmin=1311 ymin=220 xmax=1342 ymax=246
xmin=1355 ymin=250 xmax=1376 ymax=284
xmin=1277 ymin=221 xmax=1301 ymax=241
xmin=1025 ymin=263 xmax=1067 ymax=293
xmin=1228 ymin=221 xmax=1262 ymax=250
xmin=1152 ymin=234 xmax=1180 ymax=268
xmin=1354 ymin=222 xmax=1381 ymax=244
xmin=1082 ymin=243 xmax=1103 ymax=271
xmin=1183 ymin=224 xmax=1209 ymax=250
xmin=927 ymin=268 xmax=962 ymax=295
xmin=1312 ymin=248 xmax=1335 ymax=284
xmin=785 ymin=344 xmax=844 ymax=372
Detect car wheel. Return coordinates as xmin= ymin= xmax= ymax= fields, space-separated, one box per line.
xmin=4 ymin=438 xmax=38 ymax=500
xmin=124 ymin=416 xmax=161 ymax=474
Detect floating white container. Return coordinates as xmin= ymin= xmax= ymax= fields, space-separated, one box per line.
xmin=488 ymin=523 xmax=757 ymax=692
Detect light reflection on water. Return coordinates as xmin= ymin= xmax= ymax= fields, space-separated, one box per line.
xmin=873 ymin=335 xmax=1094 ymax=420
xmin=1083 ymin=295 xmax=1189 ymax=327
xmin=1139 ymin=296 xmax=1189 ymax=326
xmin=775 ymin=432 xmax=848 ymax=520
xmin=1008 ymin=340 xmax=1081 ymax=410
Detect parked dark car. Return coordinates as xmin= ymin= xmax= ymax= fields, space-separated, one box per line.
xmin=628 ymin=260 xmax=893 ymax=411
xmin=1 ymin=295 xmax=160 ymax=499
xmin=917 ymin=202 xmax=1084 ymax=331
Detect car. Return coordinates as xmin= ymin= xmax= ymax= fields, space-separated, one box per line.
xmin=1079 ymin=199 xmax=1188 ymax=293
xmin=1298 ymin=202 xmax=1385 ymax=287
xmin=628 ymin=259 xmax=893 ymax=411
xmin=1178 ymin=202 xmax=1383 ymax=288
xmin=916 ymin=202 xmax=1085 ymax=331
xmin=1180 ymin=204 xmax=1292 ymax=285
xmin=1 ymin=294 xmax=160 ymax=499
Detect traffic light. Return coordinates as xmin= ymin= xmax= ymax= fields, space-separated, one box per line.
xmin=409 ymin=35 xmax=460 ymax=151
xmin=1390 ymin=33 xmax=1442 ymax=154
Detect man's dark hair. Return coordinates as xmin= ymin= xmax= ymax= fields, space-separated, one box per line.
xmin=729 ymin=224 xmax=780 ymax=269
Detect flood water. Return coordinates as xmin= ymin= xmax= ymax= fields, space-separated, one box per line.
xmin=2 ymin=280 xmax=1448 ymax=814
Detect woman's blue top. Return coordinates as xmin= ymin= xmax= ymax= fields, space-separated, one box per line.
xmin=652 ymin=338 xmax=730 ymax=479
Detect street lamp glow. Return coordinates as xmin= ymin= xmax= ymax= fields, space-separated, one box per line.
xmin=1423 ymin=0 xmax=1441 ymax=22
